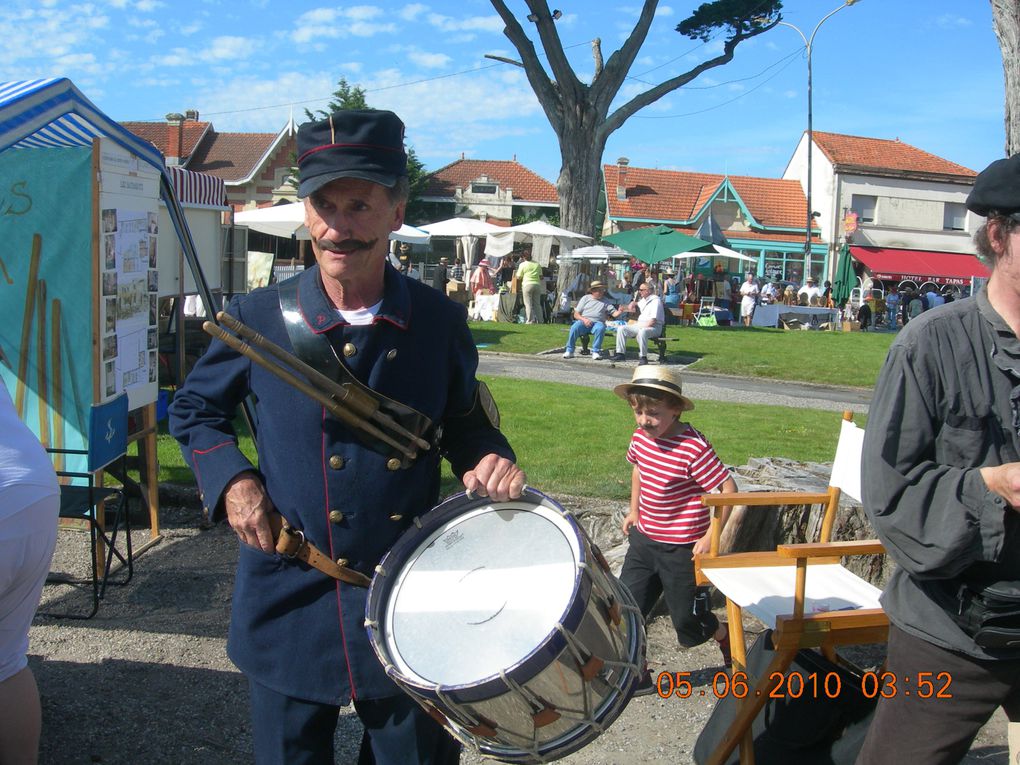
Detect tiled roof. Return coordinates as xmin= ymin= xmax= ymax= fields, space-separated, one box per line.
xmin=423 ymin=158 xmax=557 ymax=203
xmin=604 ymin=164 xmax=811 ymax=231
xmin=186 ymin=131 xmax=287 ymax=183
xmin=811 ymin=132 xmax=976 ymax=177
xmin=121 ymin=120 xmax=210 ymax=160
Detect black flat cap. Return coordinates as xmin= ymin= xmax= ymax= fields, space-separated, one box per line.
xmin=966 ymin=154 xmax=1020 ymax=216
xmin=296 ymin=109 xmax=407 ymax=198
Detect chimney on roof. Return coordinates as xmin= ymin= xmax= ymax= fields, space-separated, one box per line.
xmin=165 ymin=112 xmax=185 ymax=167
xmin=616 ymin=157 xmax=629 ymax=201
xmin=184 ymin=109 xmax=200 ymax=121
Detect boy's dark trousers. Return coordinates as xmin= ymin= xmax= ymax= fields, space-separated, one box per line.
xmin=620 ymin=527 xmax=718 ymax=647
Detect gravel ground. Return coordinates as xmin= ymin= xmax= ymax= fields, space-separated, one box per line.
xmin=30 ymin=492 xmax=1007 ymax=765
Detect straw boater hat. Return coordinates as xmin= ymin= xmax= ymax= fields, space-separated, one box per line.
xmin=589 ymin=280 xmax=608 ymax=291
xmin=613 ymin=366 xmax=694 ymax=412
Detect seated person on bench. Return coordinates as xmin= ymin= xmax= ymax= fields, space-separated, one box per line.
xmin=563 ymin=281 xmax=622 ymax=361
xmin=611 ymin=283 xmax=665 ymax=365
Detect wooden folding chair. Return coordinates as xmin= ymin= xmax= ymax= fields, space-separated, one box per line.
xmin=694 ymin=412 xmax=887 ymax=765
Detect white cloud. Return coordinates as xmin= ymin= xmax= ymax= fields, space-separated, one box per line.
xmin=655 ymin=5 xmax=674 ymax=17
xmin=345 ymin=4 xmax=383 ymax=21
xmin=407 ymin=49 xmax=451 ymax=69
xmin=426 ymin=12 xmax=503 ymax=34
xmin=204 ymin=36 xmax=252 ymax=61
xmin=290 ymin=6 xmax=396 ymax=43
xmin=935 ymin=14 xmax=972 ymax=29
xmin=135 ymin=0 xmax=162 ymax=12
xmin=400 ymin=3 xmax=427 ymax=21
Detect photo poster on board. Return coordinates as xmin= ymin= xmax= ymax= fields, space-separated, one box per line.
xmin=98 ymin=139 xmax=161 ymax=412
xmin=0 ymin=144 xmax=93 ymax=453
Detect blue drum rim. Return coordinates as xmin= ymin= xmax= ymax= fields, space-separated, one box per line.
xmin=365 ymin=486 xmax=594 ymax=704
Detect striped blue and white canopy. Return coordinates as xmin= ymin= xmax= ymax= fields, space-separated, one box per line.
xmin=0 ymin=78 xmax=218 ymax=311
xmin=0 ymin=78 xmax=164 ymax=171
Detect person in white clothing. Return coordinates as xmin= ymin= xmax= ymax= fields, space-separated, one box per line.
xmin=611 ymin=282 xmax=665 ymax=365
xmin=738 ymin=273 xmax=759 ymax=327
xmin=797 ymin=275 xmax=822 ymax=304
xmin=0 ymin=379 xmax=59 ymax=765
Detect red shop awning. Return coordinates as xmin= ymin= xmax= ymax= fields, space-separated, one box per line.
xmin=849 ymin=246 xmax=989 ymax=286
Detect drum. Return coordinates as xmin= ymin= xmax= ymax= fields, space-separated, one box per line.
xmin=365 ymin=487 xmax=646 ymax=764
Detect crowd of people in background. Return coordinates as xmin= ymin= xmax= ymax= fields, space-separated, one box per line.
xmin=389 ymin=238 xmax=964 ymax=335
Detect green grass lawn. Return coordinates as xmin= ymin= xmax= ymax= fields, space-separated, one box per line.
xmin=154 ymin=375 xmax=859 ymax=502
xmin=470 ymin=321 xmax=895 ymax=389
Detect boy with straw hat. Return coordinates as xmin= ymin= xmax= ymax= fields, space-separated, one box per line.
xmin=613 ymin=366 xmax=737 ymax=691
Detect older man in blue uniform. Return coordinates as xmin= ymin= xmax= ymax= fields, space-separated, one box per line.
xmin=170 ymin=109 xmax=525 ymax=764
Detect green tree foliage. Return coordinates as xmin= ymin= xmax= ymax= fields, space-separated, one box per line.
xmin=305 ymin=77 xmax=369 ymax=120
xmin=678 ymin=0 xmax=783 ymax=42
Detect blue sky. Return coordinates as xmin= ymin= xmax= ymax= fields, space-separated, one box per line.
xmin=1 ymin=0 xmax=1005 ymax=183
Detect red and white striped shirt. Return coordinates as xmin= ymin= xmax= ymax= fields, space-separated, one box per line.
xmin=626 ymin=425 xmax=730 ymax=544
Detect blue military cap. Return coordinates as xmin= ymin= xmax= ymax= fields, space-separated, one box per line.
xmin=296 ymin=109 xmax=408 ymax=198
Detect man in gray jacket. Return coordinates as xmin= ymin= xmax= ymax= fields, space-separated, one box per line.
xmin=859 ymin=155 xmax=1020 ymax=763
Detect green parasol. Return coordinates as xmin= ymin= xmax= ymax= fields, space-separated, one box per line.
xmin=604 ymin=225 xmax=713 ymax=265
xmin=832 ymin=243 xmax=857 ymax=306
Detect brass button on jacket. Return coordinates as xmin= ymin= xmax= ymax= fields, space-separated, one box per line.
xmin=329 ymin=510 xmax=345 ymax=524
xmin=328 ymin=455 xmax=345 ymax=470
xmin=389 ymin=514 xmax=404 ymax=522
xmin=342 ymin=343 xmax=357 ymax=358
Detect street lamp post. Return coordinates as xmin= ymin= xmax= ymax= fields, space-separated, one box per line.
xmin=778 ymin=0 xmax=860 ymax=282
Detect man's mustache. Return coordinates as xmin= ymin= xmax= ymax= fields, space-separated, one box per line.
xmin=317 ymin=238 xmax=378 ymax=253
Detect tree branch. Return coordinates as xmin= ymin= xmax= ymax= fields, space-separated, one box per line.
xmin=600 ymin=21 xmax=776 ymax=140
xmin=489 ymin=0 xmax=564 ymax=133
xmin=592 ymin=0 xmax=660 ymax=114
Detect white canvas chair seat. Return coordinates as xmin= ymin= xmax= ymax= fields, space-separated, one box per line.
xmin=700 ymin=562 xmax=882 ymax=629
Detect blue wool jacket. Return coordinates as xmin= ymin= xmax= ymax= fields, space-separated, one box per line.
xmin=169 ymin=263 xmax=515 ymax=704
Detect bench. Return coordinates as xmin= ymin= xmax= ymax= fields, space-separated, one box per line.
xmin=653 ymin=336 xmax=669 ymax=363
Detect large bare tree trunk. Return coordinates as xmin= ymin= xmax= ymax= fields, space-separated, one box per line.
xmin=557 ymin=131 xmax=607 ymax=237
xmin=992 ymin=0 xmax=1020 ymax=156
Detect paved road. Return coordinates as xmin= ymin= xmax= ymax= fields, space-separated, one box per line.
xmin=477 ymin=352 xmax=872 ymax=413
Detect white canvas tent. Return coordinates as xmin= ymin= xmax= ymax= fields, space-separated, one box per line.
xmin=484 ymin=220 xmax=592 ymax=266
xmin=234 ymin=202 xmax=430 ymax=244
xmin=560 ymin=244 xmax=632 ymax=263
xmin=672 ymin=244 xmax=756 ymax=265
xmin=420 ymin=217 xmax=503 ymax=267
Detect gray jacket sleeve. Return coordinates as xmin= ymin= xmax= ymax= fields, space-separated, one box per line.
xmin=862 ymin=342 xmax=1010 ymax=580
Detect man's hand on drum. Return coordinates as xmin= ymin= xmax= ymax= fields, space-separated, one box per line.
xmin=463 ymin=454 xmax=527 ymax=502
xmin=224 ymin=470 xmax=277 ymax=553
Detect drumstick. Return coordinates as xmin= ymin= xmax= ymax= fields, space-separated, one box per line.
xmin=51 ymin=299 xmax=64 ymax=472
xmin=15 ymin=234 xmax=42 ymax=418
xmin=36 ymin=279 xmax=49 ymax=447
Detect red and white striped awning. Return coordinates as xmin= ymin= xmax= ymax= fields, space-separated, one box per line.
xmin=167 ymin=165 xmax=226 ymax=209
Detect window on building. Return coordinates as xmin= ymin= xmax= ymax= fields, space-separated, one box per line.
xmin=943 ymin=201 xmax=967 ymax=231
xmin=471 ymin=183 xmax=498 ymax=195
xmin=852 ymin=194 xmax=877 ymax=224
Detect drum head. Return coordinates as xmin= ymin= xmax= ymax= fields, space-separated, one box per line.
xmin=381 ymin=496 xmax=582 ymax=688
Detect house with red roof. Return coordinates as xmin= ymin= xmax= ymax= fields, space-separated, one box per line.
xmin=603 ymin=159 xmax=822 ymax=283
xmin=121 ymin=110 xmax=297 ymax=213
xmin=784 ymin=131 xmax=984 ymax=290
xmin=420 ymin=157 xmax=558 ymax=226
